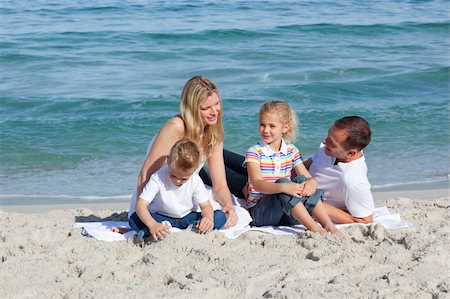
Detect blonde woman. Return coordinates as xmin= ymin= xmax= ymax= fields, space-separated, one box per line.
xmin=128 ymin=76 xmax=237 ymax=230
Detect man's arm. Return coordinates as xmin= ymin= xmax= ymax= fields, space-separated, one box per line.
xmin=323 ymin=202 xmax=373 ymax=224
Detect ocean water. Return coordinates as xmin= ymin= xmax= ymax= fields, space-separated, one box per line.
xmin=1 ymin=0 xmax=449 ymax=205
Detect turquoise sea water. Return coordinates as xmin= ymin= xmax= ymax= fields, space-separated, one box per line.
xmin=1 ymin=1 xmax=449 ymax=205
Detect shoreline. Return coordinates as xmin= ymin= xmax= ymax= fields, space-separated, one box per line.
xmin=1 ymin=184 xmax=448 ymax=213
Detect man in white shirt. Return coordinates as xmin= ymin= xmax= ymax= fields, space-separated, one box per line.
xmin=304 ymin=116 xmax=374 ymax=224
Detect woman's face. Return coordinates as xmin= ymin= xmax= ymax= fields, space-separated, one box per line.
xmin=199 ymin=92 xmax=221 ymax=126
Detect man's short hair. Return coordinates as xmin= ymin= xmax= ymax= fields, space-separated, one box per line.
xmin=334 ymin=116 xmax=371 ymax=151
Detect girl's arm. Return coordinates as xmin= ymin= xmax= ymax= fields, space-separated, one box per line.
xmin=247 ymin=162 xmax=304 ymax=198
xmin=207 ymin=142 xmax=237 ymax=228
xmin=136 ymin=117 xmax=184 ymax=197
xmin=197 ymin=201 xmax=214 ymax=233
xmin=293 ymin=163 xmax=317 ymax=197
xmin=135 ymin=198 xmax=170 ymax=241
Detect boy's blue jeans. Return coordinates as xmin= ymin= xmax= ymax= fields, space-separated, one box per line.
xmin=129 ymin=210 xmax=227 ymax=237
xmin=250 ymin=175 xmax=324 ymax=227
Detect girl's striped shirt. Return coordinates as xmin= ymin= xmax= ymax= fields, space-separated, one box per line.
xmin=244 ymin=139 xmax=303 ymax=207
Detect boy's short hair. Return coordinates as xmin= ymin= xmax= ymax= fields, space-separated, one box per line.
xmin=167 ymin=138 xmax=201 ymax=172
xmin=334 ymin=116 xmax=371 ymax=151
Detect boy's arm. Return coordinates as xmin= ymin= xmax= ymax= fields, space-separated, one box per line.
xmin=136 ymin=198 xmax=170 ymax=240
xmin=197 ymin=201 xmax=214 ymax=233
xmin=323 ymin=202 xmax=373 ymax=224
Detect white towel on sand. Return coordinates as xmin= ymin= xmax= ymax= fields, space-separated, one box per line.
xmin=73 ymin=206 xmax=409 ymax=242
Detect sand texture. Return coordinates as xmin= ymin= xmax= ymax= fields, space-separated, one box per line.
xmin=1 ymin=195 xmax=449 ymax=298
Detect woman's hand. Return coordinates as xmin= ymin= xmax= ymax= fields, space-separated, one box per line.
xmin=222 ymin=205 xmax=238 ymax=228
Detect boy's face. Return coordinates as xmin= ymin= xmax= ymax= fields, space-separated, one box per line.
xmin=167 ymin=165 xmax=194 ymax=187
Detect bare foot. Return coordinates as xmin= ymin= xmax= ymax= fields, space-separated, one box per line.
xmin=112 ymin=227 xmax=132 ymax=234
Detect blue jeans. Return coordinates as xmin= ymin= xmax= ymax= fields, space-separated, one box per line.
xmin=129 ymin=210 xmax=227 ymax=237
xmin=250 ymin=175 xmax=324 ymax=227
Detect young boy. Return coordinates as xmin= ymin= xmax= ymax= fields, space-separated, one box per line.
xmin=128 ymin=138 xmax=227 ymax=241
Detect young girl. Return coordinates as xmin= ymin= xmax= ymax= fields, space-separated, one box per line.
xmin=245 ymin=100 xmax=342 ymax=236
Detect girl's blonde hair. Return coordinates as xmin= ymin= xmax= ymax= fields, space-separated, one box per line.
xmin=180 ymin=76 xmax=224 ymax=157
xmin=167 ymin=138 xmax=201 ymax=172
xmin=259 ymin=100 xmax=298 ymax=142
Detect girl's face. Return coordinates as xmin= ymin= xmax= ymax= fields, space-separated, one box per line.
xmin=199 ymin=92 xmax=221 ymax=126
xmin=259 ymin=112 xmax=289 ymax=150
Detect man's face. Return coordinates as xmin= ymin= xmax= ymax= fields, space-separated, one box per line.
xmin=323 ymin=125 xmax=350 ymax=161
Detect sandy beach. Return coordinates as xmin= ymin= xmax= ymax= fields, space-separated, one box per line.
xmin=1 ymin=187 xmax=449 ymax=299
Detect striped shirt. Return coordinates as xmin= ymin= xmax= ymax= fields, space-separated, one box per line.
xmin=244 ymin=139 xmax=303 ymax=206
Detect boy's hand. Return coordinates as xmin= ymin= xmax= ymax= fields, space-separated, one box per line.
xmin=149 ymin=222 xmax=171 ymax=241
xmin=300 ymin=178 xmax=317 ymax=197
xmin=197 ymin=216 xmax=213 ymax=234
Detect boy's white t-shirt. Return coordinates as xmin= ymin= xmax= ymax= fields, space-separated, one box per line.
xmin=309 ymin=144 xmax=374 ymax=218
xmin=128 ymin=165 xmax=210 ymax=218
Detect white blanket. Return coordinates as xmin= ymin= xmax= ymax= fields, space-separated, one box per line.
xmin=73 ymin=206 xmax=409 ymax=242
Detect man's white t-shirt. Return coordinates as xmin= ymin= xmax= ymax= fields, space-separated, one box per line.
xmin=309 ymin=144 xmax=374 ymax=218
xmin=128 ymin=165 xmax=210 ymax=218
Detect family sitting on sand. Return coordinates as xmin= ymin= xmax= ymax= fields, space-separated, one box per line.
xmin=115 ymin=76 xmax=374 ymax=241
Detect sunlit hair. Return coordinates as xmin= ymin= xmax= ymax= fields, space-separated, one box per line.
xmin=167 ymin=139 xmax=201 ymax=172
xmin=180 ymin=76 xmax=224 ymax=157
xmin=259 ymin=100 xmax=298 ymax=142
xmin=334 ymin=116 xmax=371 ymax=151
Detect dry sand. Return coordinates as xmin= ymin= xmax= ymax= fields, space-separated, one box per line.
xmin=1 ymin=188 xmax=449 ymax=298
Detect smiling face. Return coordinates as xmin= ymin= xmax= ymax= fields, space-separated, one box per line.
xmin=259 ymin=112 xmax=289 ymax=151
xmin=199 ymin=92 xmax=221 ymax=126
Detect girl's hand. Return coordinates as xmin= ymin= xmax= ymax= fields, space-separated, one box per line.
xmin=283 ymin=182 xmax=305 ymax=198
xmin=197 ymin=216 xmax=213 ymax=234
xmin=300 ymin=178 xmax=317 ymax=197
xmin=149 ymin=222 xmax=171 ymax=241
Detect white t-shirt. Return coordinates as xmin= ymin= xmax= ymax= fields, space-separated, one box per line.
xmin=309 ymin=144 xmax=374 ymax=218
xmin=128 ymin=135 xmax=206 ymax=219
xmin=128 ymin=165 xmax=210 ymax=218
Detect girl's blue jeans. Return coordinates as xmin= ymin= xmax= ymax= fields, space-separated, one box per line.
xmin=250 ymin=175 xmax=324 ymax=227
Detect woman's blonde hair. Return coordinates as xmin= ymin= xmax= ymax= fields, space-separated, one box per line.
xmin=180 ymin=76 xmax=224 ymax=157
xmin=259 ymin=100 xmax=298 ymax=142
